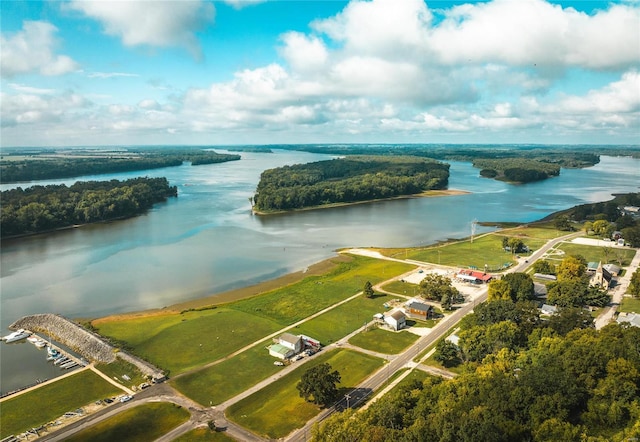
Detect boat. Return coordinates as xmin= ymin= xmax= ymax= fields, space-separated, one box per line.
xmin=47 ymin=345 xmax=60 ymax=358
xmin=2 ymin=329 xmax=32 ymax=343
xmin=54 ymin=357 xmax=69 ymax=366
xmin=27 ymin=336 xmax=40 ymax=344
xmin=35 ymin=340 xmax=47 ymax=348
xmin=60 ymin=360 xmax=76 ymax=369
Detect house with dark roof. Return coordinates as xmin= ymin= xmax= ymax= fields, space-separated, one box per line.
xmin=384 ymin=309 xmax=406 ymax=331
xmin=404 ymin=299 xmax=434 ymax=320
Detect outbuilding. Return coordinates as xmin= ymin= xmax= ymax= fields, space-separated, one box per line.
xmin=384 ymin=310 xmax=406 ymax=331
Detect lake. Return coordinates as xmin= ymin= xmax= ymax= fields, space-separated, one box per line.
xmin=1 ymin=149 xmax=639 ymax=394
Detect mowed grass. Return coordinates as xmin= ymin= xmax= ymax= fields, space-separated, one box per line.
xmin=620 ymin=297 xmax=640 ymax=313
xmin=381 ymin=279 xmax=419 ymax=297
xmin=226 ymin=349 xmax=383 ymax=439
xmin=95 ymin=358 xmax=147 ymax=387
xmin=174 ymin=427 xmax=236 ymax=442
xmin=172 ymin=340 xmax=281 ymax=406
xmin=295 ymin=294 xmax=394 ymax=345
xmin=0 ymin=370 xmax=120 ymax=438
xmin=229 ymin=255 xmax=415 ymax=325
xmin=383 ymin=225 xmax=565 ymax=269
xmin=93 ymin=309 xmax=281 ymax=375
xmin=349 ymin=328 xmax=419 ymax=354
xmin=555 ymin=242 xmax=636 ymax=266
xmin=65 ymin=402 xmax=189 ymax=442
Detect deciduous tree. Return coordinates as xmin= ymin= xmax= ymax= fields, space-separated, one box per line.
xmin=297 ymin=363 xmax=341 ymax=407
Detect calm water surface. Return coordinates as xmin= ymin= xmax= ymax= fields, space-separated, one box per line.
xmin=1 ymin=150 xmax=638 ymax=393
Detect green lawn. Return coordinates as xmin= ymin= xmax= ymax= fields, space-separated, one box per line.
xmin=295 ymin=294 xmax=393 ymax=345
xmin=95 ymin=358 xmax=147 ymax=388
xmin=620 ymin=296 xmax=640 ymax=313
xmin=0 ymin=370 xmax=121 ymax=439
xmin=174 ymin=427 xmax=236 ymax=442
xmin=348 ymin=328 xmax=418 ymax=354
xmin=555 ymin=243 xmax=636 ymax=266
xmin=172 ymin=339 xmax=281 ymax=407
xmin=229 ymin=256 xmax=414 ymax=325
xmin=65 ymin=402 xmax=189 ymax=442
xmin=226 ymin=349 xmax=383 ymax=439
xmin=382 ymin=226 xmax=566 ymax=269
xmin=381 ymin=279 xmax=419 ymax=297
xmin=94 ymin=308 xmax=281 ymax=375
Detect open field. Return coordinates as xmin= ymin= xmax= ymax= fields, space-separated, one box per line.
xmin=380 ymin=225 xmax=565 ymax=269
xmin=172 ymin=339 xmax=281 ymax=406
xmin=620 ymin=297 xmax=640 ymax=313
xmin=229 ymin=256 xmax=414 ymax=325
xmin=0 ymin=371 xmax=120 ymax=439
xmin=553 ymin=242 xmax=636 ymax=266
xmin=226 ymin=349 xmax=382 ymax=439
xmin=64 ymin=402 xmax=190 ymax=442
xmin=348 ymin=328 xmax=419 ymax=354
xmin=381 ymin=279 xmax=419 ymax=297
xmin=174 ymin=427 xmax=236 ymax=442
xmin=294 ymin=293 xmax=394 ymax=345
xmin=95 ymin=359 xmax=147 ymax=388
xmin=93 ymin=309 xmax=281 ymax=375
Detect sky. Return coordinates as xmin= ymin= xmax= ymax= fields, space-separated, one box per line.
xmin=1 ymin=0 xmax=639 ymax=147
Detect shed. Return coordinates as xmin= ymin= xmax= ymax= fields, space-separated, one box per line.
xmin=384 ymin=310 xmax=406 ymax=331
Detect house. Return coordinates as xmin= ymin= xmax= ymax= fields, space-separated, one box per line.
xmin=586 ymin=262 xmax=600 ymax=273
xmin=384 ymin=310 xmax=406 ymax=331
xmin=404 ymin=299 xmax=434 ymax=320
xmin=539 ymin=304 xmax=558 ymax=316
xmin=591 ymin=262 xmax=613 ymax=290
xmin=268 ymin=333 xmax=304 ymax=360
xmin=616 ymin=312 xmax=640 ymax=328
xmin=456 ymin=269 xmax=492 ymax=283
xmin=278 ymin=332 xmax=303 ymax=353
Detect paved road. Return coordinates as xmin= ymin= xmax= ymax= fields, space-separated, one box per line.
xmin=595 ymin=247 xmax=640 ymax=329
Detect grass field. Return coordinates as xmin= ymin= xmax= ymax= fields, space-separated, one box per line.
xmin=174 ymin=427 xmax=236 ymax=441
xmin=554 ymin=243 xmax=636 ymax=266
xmin=93 ymin=308 xmax=281 ymax=375
xmin=348 ymin=328 xmax=418 ymax=354
xmin=229 ymin=255 xmax=414 ymax=325
xmin=95 ymin=358 xmax=147 ymax=388
xmin=65 ymin=402 xmax=189 ymax=442
xmin=381 ymin=279 xmax=419 ymax=297
xmin=226 ymin=349 xmax=383 ymax=439
xmin=172 ymin=339 xmax=281 ymax=406
xmin=294 ymin=293 xmax=394 ymax=345
xmin=0 ymin=370 xmax=120 ymax=439
xmin=381 ymin=225 xmax=566 ymax=269
xmin=620 ymin=297 xmax=640 ymax=313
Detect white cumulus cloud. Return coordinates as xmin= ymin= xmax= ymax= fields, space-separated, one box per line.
xmin=1 ymin=21 xmax=80 ymax=78
xmin=68 ymin=0 xmax=215 ymax=58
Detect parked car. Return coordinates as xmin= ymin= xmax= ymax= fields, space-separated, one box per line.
xmin=273 ymin=361 xmax=284 ymax=366
xmin=119 ymin=395 xmax=133 ymax=403
xmin=103 ymin=398 xmax=114 ymax=404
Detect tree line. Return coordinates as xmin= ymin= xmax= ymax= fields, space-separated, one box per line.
xmin=1 ymin=177 xmax=177 ymax=237
xmin=252 ymin=156 xmax=450 ymax=212
xmin=0 ymin=150 xmax=240 ymax=183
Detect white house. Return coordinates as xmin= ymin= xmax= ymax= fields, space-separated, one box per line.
xmin=384 ymin=310 xmax=406 ymax=331
xmin=278 ymin=333 xmax=303 ymax=353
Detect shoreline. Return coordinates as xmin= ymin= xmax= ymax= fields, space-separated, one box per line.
xmin=252 ymin=188 xmax=470 ymax=216
xmin=92 ymin=254 xmax=352 ymax=324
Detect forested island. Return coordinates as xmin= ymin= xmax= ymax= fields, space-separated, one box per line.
xmin=252 ymin=156 xmax=450 ymax=213
xmin=0 ymin=177 xmax=177 ymax=237
xmin=0 ymin=147 xmax=240 ymax=183
xmin=473 ymin=158 xmax=560 ymax=183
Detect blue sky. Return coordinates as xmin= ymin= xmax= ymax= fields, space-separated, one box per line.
xmin=1 ymin=0 xmax=638 ymax=147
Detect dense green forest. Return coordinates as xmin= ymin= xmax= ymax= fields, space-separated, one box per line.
xmin=314 ymin=300 xmax=640 ymax=441
xmin=252 ymin=156 xmax=449 ymax=212
xmin=473 ymin=158 xmax=561 ymax=183
xmin=0 ymin=148 xmax=240 ymax=183
xmin=1 ymin=177 xmax=177 ymax=237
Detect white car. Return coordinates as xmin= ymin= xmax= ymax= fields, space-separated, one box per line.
xmin=119 ymin=395 xmax=133 ymax=403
